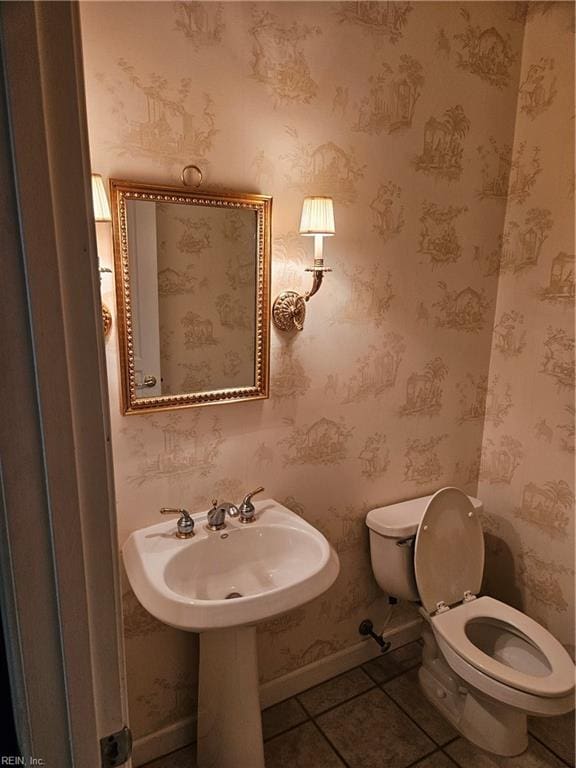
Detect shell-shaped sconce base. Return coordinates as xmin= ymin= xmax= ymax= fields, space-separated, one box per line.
xmin=272 ymin=291 xmax=306 ymax=332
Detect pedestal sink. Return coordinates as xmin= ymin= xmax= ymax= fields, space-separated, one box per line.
xmin=122 ymin=499 xmax=340 ymax=768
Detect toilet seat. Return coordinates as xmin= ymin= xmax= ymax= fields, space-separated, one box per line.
xmin=431 ymin=596 xmax=575 ymax=699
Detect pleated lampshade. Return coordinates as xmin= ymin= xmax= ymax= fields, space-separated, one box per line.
xmin=91 ymin=173 xmax=111 ymax=222
xmin=299 ymin=196 xmax=335 ymax=236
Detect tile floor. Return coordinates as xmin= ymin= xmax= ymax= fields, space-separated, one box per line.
xmin=144 ymin=641 xmax=575 ymax=768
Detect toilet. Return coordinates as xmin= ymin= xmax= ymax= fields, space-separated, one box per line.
xmin=366 ymin=486 xmax=575 ymax=756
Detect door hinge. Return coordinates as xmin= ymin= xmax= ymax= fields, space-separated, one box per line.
xmin=100 ymin=725 xmax=132 ymax=767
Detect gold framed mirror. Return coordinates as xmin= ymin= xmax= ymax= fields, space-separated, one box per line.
xmin=110 ymin=179 xmax=271 ymax=414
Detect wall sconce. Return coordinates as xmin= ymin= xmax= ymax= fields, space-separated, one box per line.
xmin=272 ymin=196 xmax=335 ymax=332
xmin=91 ymin=173 xmax=111 ymax=222
xmin=91 ymin=173 xmax=113 ymax=337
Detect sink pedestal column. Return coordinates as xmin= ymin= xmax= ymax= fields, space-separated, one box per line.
xmin=197 ymin=626 xmax=265 ymax=768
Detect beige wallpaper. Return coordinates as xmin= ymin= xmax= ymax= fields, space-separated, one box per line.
xmin=478 ymin=3 xmax=575 ymax=657
xmin=80 ymin=1 xmax=571 ymax=745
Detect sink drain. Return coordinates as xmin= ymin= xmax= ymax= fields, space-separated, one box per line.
xmin=225 ymin=592 xmax=243 ymax=600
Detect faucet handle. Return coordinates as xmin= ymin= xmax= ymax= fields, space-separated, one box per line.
xmin=160 ymin=507 xmax=189 ymax=517
xmin=242 ymin=487 xmax=265 ymax=505
xmin=238 ymin=487 xmax=265 ymax=524
xmin=160 ymin=508 xmax=195 ymax=539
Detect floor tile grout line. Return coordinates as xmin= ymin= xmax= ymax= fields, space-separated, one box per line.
xmin=310 ymin=687 xmax=440 ymax=768
xmin=529 ymin=730 xmax=574 ymax=768
xmin=361 ymin=659 xmax=423 ymax=686
xmin=400 ymin=744 xmax=443 ymax=768
xmin=309 ymin=719 xmax=353 ymax=768
xmin=439 ymin=746 xmax=463 ymax=767
xmin=261 ymin=657 xmax=428 ymax=751
xmin=288 ymin=641 xmax=421 ymax=700
xmin=295 ymin=664 xmax=375 ymax=700
xmin=378 ymin=679 xmax=458 ymax=749
xmin=297 ymin=681 xmax=378 ymax=719
xmin=293 ymin=651 xmax=415 ymax=702
xmin=377 ymin=682 xmax=449 ymax=750
xmin=263 ymin=713 xmax=312 ymax=743
xmin=264 ymin=659 xmax=438 ymax=764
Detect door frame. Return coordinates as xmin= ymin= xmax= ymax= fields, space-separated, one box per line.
xmin=0 ymin=2 xmax=129 ymax=765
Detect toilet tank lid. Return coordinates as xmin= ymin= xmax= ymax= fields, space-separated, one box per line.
xmin=366 ymin=492 xmax=483 ymax=537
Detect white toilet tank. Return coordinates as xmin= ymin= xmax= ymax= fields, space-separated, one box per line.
xmin=366 ymin=491 xmax=483 ymax=602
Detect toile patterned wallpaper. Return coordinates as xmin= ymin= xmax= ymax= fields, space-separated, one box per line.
xmin=477 ymin=3 xmax=575 ymax=658
xmin=80 ymin=0 xmax=573 ymax=745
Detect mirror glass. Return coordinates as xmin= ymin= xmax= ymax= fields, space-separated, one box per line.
xmin=111 ymin=181 xmax=271 ymax=413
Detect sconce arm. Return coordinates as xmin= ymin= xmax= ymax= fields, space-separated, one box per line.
xmin=304 ymin=264 xmax=331 ymax=301
xmin=304 ymin=234 xmax=330 ymax=300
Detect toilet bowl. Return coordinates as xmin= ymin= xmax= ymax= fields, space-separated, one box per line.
xmin=366 ymin=487 xmax=575 ymax=756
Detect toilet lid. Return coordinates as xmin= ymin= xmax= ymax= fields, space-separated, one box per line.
xmin=414 ymin=487 xmax=484 ymax=614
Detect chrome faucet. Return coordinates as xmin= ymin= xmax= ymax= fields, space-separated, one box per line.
xmin=160 ymin=508 xmax=195 ymax=538
xmin=206 ymin=498 xmax=239 ymax=531
xmin=238 ymin=487 xmax=264 ymax=524
xmin=205 ymin=487 xmax=265 ymax=531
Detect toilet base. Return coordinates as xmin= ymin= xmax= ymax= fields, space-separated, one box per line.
xmin=419 ymin=627 xmax=528 ymax=756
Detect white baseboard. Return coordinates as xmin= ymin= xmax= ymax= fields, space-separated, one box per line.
xmin=132 ymin=715 xmax=196 ymax=766
xmin=132 ymin=616 xmax=422 ymax=766
xmin=259 ymin=616 xmax=422 ymax=708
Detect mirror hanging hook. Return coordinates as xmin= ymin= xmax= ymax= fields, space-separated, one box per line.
xmin=181 ymin=164 xmax=203 ymax=188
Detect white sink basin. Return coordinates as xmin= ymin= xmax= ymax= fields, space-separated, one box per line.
xmin=123 ymin=498 xmax=339 ymax=768
xmin=123 ymin=499 xmax=339 ymax=631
